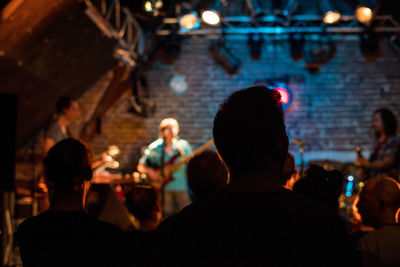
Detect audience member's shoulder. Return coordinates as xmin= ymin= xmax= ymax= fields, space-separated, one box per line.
xmin=84 ymin=213 xmax=125 ymax=233
xmin=18 ymin=210 xmax=52 ymax=230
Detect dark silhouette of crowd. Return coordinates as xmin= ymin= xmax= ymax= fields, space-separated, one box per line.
xmin=17 ymin=86 xmax=400 ymax=267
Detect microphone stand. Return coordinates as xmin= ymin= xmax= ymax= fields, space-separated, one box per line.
xmin=299 ymin=145 xmax=304 ymax=176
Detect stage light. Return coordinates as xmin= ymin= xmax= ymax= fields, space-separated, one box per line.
xmin=144 ymin=1 xmax=153 ymax=12
xmin=360 ymin=29 xmax=379 ymax=56
xmin=321 ymin=0 xmax=341 ymax=24
xmin=323 ymin=11 xmax=341 ymax=24
xmin=248 ymin=32 xmax=263 ymax=60
xmin=289 ymin=33 xmax=305 ymax=60
xmin=305 ymin=39 xmax=336 ymax=71
xmin=202 ymin=10 xmax=220 ymax=25
xmin=281 ymin=0 xmax=298 ymax=17
xmin=143 ymin=0 xmax=163 ymax=16
xmin=209 ymin=39 xmax=241 ymax=75
xmin=159 ymin=32 xmax=183 ymax=63
xmin=271 ymin=84 xmax=293 ymax=111
xmin=276 ymin=0 xmax=299 ymax=27
xmin=179 ymin=12 xmax=200 ymax=32
xmin=355 ymin=6 xmax=373 ymax=23
xmin=355 ymin=0 xmax=377 ymax=24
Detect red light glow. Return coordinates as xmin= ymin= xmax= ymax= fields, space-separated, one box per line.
xmin=275 ymin=87 xmax=290 ymax=104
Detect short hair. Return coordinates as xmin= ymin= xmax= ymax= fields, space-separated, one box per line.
xmin=125 ymin=184 xmax=159 ymax=223
xmin=293 ymin=165 xmax=343 ymax=211
xmin=374 ymin=108 xmax=397 ymax=136
xmin=213 ymin=86 xmax=288 ymax=176
xmin=187 ymin=150 xmax=228 ymax=199
xmin=56 ymin=97 xmax=74 ymax=115
xmin=44 ymin=138 xmax=93 ymax=189
xmin=159 ymin=118 xmax=179 ymax=136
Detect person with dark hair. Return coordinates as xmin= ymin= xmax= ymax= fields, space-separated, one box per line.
xmin=293 ymin=165 xmax=343 ymax=212
xmin=124 ymin=184 xmax=161 ymax=267
xmin=186 ymin=150 xmax=228 ymax=201
xmin=155 ymin=86 xmax=360 ymax=266
xmin=125 ymin=184 xmax=162 ymax=231
xmin=17 ymin=138 xmax=129 ymax=267
xmin=356 ymin=108 xmax=400 ymax=180
xmin=44 ymin=97 xmax=80 ymax=153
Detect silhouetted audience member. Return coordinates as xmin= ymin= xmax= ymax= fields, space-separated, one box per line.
xmin=17 ymin=138 xmax=129 ymax=267
xmin=154 ymin=86 xmax=360 ymax=266
xmin=293 ymin=164 xmax=343 ymax=212
xmin=187 ymin=150 xmax=228 ymax=201
xmin=125 ymin=184 xmax=161 ymax=267
xmin=357 ymin=177 xmax=400 ymax=267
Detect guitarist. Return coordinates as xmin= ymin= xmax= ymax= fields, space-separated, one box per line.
xmin=137 ymin=118 xmax=192 ymax=218
xmin=355 ymin=108 xmax=400 ymax=181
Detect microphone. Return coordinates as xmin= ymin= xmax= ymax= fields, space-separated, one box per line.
xmin=292 ymin=138 xmax=305 ymax=146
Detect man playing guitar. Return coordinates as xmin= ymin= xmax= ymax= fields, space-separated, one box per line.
xmin=137 ymin=118 xmax=192 ymax=218
xmin=355 ymin=108 xmax=400 ymax=181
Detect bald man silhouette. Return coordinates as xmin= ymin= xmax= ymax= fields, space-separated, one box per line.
xmin=357 ymin=177 xmax=400 ymax=267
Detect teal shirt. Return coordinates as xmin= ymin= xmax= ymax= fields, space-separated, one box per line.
xmin=139 ymin=138 xmax=192 ymax=191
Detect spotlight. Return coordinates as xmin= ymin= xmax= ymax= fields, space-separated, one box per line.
xmin=179 ymin=11 xmax=200 ymax=32
xmin=209 ymin=39 xmax=241 ymax=74
xmin=248 ymin=32 xmax=263 ymax=60
xmin=201 ymin=10 xmax=220 ymax=25
xmin=143 ymin=0 xmax=163 ymax=16
xmin=305 ymin=39 xmax=336 ymax=71
xmin=159 ymin=33 xmax=182 ymax=63
xmin=289 ymin=33 xmax=305 ymax=60
xmin=355 ymin=0 xmax=376 ymax=24
xmin=281 ymin=0 xmax=298 ymax=17
xmin=276 ymin=0 xmax=299 ymax=27
xmin=321 ymin=0 xmax=341 ymax=24
xmin=360 ymin=29 xmax=379 ymax=56
xmin=201 ymin=0 xmax=222 ymax=25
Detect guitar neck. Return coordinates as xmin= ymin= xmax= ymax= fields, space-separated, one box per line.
xmin=170 ymin=138 xmax=214 ymax=172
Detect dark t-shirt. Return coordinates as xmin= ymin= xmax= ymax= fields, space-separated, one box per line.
xmin=126 ymin=230 xmax=157 ymax=267
xmin=17 ymin=210 xmax=130 ymax=267
xmin=156 ymin=188 xmax=361 ymax=266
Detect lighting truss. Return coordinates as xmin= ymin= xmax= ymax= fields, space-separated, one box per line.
xmin=83 ymin=0 xmax=143 ymax=62
xmin=156 ymin=14 xmax=400 ymax=35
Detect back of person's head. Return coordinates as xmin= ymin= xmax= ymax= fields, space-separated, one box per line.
xmin=357 ymin=177 xmax=400 ymax=228
xmin=213 ymin=86 xmax=288 ymax=179
xmin=44 ymin=138 xmax=92 ymax=191
xmin=187 ymin=150 xmax=228 ymax=200
xmin=374 ymin=108 xmax=397 ymax=136
xmin=56 ymin=96 xmax=74 ymax=115
xmin=125 ymin=184 xmax=160 ymax=224
xmin=293 ymin=165 xmax=343 ymax=211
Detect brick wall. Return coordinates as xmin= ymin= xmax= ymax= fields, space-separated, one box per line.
xmin=79 ymin=35 xmax=400 ymax=173
xmin=16 ymin=35 xmax=400 ymax=181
